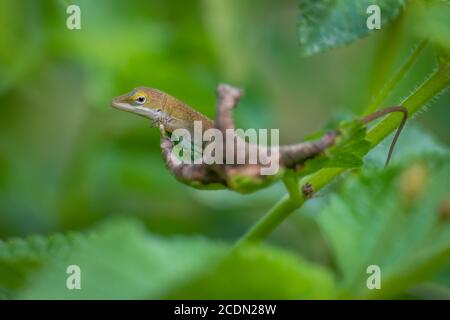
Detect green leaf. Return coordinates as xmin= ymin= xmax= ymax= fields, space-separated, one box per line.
xmin=0 ymin=219 xmax=336 ymax=299
xmin=365 ymin=125 xmax=450 ymax=168
xmin=169 ymin=245 xmax=336 ymax=299
xmin=407 ymin=0 xmax=450 ymax=60
xmin=297 ymin=0 xmax=405 ymax=56
xmin=299 ymin=119 xmax=371 ymax=177
xmin=316 ymin=154 xmax=450 ymax=298
xmin=0 ymin=0 xmax=44 ymax=93
xmin=0 ymin=220 xmax=226 ymax=299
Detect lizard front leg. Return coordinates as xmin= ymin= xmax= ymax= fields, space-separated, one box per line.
xmin=151 ymin=113 xmax=177 ymax=133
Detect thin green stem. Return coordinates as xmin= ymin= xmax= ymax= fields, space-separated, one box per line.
xmin=367 ymin=12 xmax=404 ymax=99
xmin=365 ymin=40 xmax=429 ymax=115
xmin=367 ymin=63 xmax=450 ymax=147
xmin=282 ymin=171 xmax=302 ymax=206
xmin=235 ymin=195 xmax=300 ymax=245
xmin=237 ymin=62 xmax=449 ymax=246
xmin=235 ymin=173 xmax=303 ymax=245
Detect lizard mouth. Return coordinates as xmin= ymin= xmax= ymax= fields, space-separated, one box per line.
xmin=112 ymin=100 xmax=134 ymax=111
xmin=111 ymin=99 xmax=154 ymax=119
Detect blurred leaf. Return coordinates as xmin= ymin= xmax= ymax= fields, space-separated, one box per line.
xmin=297 ymin=0 xmax=405 ymax=56
xmin=365 ymin=124 xmax=450 ymax=168
xmin=316 ymin=153 xmax=450 ymax=298
xmin=408 ymin=0 xmax=450 ymax=59
xmin=0 ymin=219 xmax=336 ymax=299
xmin=0 ymin=0 xmax=44 ymax=93
xmin=435 ymin=266 xmax=450 ymax=288
xmin=170 ymin=245 xmax=336 ymax=299
xmin=0 ymin=220 xmax=226 ymax=299
xmin=408 ymin=282 xmax=450 ymax=299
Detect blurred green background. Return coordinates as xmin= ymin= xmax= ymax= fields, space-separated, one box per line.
xmin=0 ymin=0 xmax=448 ymax=269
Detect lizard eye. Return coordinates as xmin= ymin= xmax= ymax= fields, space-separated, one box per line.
xmin=135 ymin=96 xmax=146 ymax=104
xmin=156 ymin=108 xmax=162 ymax=113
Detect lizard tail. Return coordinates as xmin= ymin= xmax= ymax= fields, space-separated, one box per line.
xmin=361 ymin=105 xmax=408 ymax=167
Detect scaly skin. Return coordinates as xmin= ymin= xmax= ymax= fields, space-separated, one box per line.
xmin=112 ymin=86 xmax=214 ymax=134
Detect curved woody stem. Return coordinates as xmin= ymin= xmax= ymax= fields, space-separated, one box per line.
xmin=236 ymin=62 xmax=449 ymax=246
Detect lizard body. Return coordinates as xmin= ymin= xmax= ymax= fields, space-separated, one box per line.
xmin=112 ymin=86 xmax=214 ymax=134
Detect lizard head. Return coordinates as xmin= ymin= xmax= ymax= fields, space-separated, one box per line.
xmin=112 ymin=87 xmax=165 ymax=120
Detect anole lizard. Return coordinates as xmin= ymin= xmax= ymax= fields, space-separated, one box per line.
xmin=112 ymin=86 xmax=406 ymax=164
xmin=112 ymin=85 xmax=407 ymax=192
